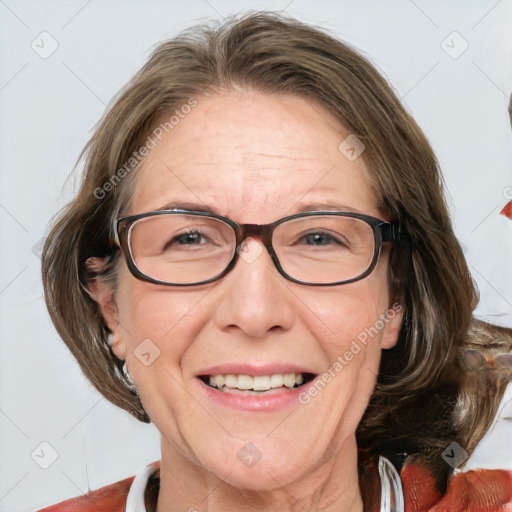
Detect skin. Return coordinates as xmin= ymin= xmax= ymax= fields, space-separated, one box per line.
xmin=92 ymin=91 xmax=404 ymax=511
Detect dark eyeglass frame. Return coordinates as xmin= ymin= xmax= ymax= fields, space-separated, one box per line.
xmin=115 ymin=209 xmax=404 ymax=287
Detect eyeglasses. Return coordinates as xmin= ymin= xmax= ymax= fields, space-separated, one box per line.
xmin=114 ymin=210 xmax=404 ymax=286
xmin=461 ymin=349 xmax=512 ymax=372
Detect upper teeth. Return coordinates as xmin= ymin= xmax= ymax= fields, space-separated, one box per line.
xmin=208 ymin=373 xmax=304 ymax=391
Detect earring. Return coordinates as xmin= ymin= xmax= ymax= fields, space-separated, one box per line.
xmin=122 ymin=361 xmax=138 ymax=392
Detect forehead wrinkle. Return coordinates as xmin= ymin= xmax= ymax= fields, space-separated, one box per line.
xmin=188 ymin=149 xmax=319 ymax=168
xmin=172 ymin=156 xmax=321 ymax=186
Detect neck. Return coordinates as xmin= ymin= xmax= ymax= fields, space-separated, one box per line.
xmin=155 ymin=435 xmax=364 ymax=512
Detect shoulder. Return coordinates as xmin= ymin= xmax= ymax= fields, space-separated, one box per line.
xmin=37 ymin=462 xmax=160 ymax=512
xmin=37 ymin=476 xmax=134 ymax=512
xmin=401 ymin=461 xmax=512 ymax=511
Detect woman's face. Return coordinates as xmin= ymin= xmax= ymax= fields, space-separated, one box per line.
xmin=103 ymin=91 xmax=403 ymax=490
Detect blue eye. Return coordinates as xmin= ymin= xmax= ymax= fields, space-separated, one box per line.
xmin=162 ymin=230 xmax=209 ymax=252
xmin=173 ymin=231 xmax=206 ymax=245
xmin=302 ymin=232 xmax=345 ymax=246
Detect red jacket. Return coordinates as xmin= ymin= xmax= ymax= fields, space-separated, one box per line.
xmin=38 ymin=473 xmax=137 ymax=512
xmin=38 ymin=460 xmax=512 ymax=511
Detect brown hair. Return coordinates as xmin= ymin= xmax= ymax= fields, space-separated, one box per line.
xmin=41 ymin=11 xmax=511 ymax=486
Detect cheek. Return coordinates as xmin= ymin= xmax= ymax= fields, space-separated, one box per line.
xmin=114 ymin=277 xmax=213 ymax=423
xmin=300 ymin=271 xmax=391 ymax=348
xmin=115 ymin=269 xmax=211 ymax=361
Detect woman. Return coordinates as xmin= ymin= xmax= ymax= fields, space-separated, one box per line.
xmin=39 ymin=12 xmax=512 ymax=511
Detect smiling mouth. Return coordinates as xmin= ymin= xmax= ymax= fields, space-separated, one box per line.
xmin=199 ymin=373 xmax=316 ymax=393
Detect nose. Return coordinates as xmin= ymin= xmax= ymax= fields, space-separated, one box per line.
xmin=212 ymin=237 xmax=295 ymax=338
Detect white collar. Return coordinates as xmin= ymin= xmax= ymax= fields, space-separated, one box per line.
xmin=378 ymin=455 xmax=404 ymax=512
xmin=125 ymin=456 xmax=404 ymax=512
xmin=125 ymin=463 xmax=155 ymax=512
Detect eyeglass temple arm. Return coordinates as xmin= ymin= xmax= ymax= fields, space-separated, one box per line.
xmin=381 ymin=222 xmax=409 ymax=245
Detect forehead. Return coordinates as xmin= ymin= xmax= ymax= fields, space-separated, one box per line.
xmin=129 ymin=91 xmax=380 ymax=221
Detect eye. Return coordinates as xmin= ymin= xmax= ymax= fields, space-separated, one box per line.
xmin=162 ymin=229 xmax=210 ymax=251
xmin=172 ymin=230 xmax=206 ymax=245
xmin=301 ymin=231 xmax=347 ymax=247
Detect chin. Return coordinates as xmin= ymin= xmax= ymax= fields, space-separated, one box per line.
xmin=198 ymin=435 xmax=316 ymax=492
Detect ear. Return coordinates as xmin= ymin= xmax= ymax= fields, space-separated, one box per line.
xmin=85 ymin=257 xmax=127 ymax=360
xmin=380 ymin=300 xmax=404 ymax=349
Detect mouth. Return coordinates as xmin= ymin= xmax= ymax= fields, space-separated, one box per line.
xmin=198 ymin=372 xmax=316 ymax=394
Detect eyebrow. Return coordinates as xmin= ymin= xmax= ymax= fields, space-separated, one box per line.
xmin=156 ymin=200 xmax=363 ymax=215
xmin=294 ymin=202 xmax=363 ymax=214
xmin=156 ymin=201 xmax=222 ymax=214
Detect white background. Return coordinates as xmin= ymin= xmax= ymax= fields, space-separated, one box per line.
xmin=0 ymin=1 xmax=511 ymax=510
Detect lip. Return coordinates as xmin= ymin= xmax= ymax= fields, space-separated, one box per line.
xmin=196 ymin=375 xmax=316 ymax=412
xmin=196 ymin=363 xmax=315 ymax=377
xmin=194 ymin=363 xmax=318 ymax=413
